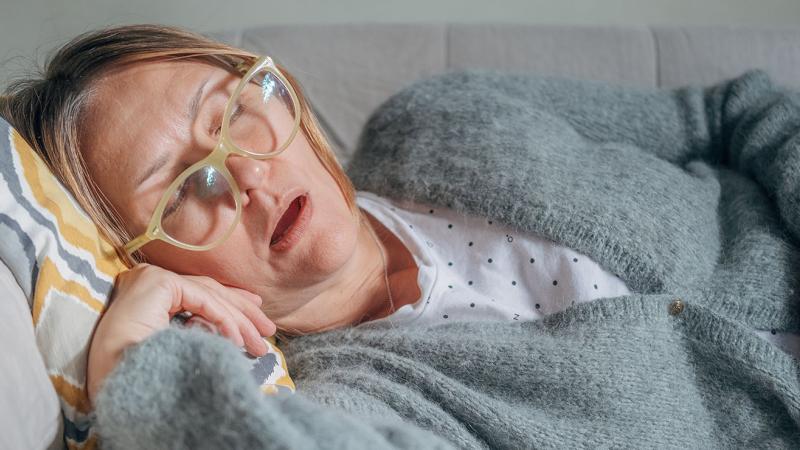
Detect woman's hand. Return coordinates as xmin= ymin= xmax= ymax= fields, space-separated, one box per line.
xmin=87 ymin=263 xmax=276 ymax=407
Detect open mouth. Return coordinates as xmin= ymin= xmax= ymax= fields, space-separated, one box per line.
xmin=270 ymin=195 xmax=305 ymax=246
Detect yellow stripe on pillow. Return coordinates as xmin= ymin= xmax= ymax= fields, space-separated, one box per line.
xmin=32 ymin=257 xmax=104 ymax=325
xmin=49 ymin=373 xmax=92 ymax=415
xmin=13 ymin=131 xmax=125 ymax=278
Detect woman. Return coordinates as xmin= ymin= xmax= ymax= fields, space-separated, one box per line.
xmin=3 ymin=24 xmax=800 ymax=448
xmin=4 ymin=24 xmax=431 ymax=400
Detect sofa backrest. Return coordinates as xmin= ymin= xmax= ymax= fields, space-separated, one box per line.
xmin=208 ymin=23 xmax=800 ymax=167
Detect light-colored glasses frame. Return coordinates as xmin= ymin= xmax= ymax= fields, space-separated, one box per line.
xmin=123 ymin=55 xmax=302 ymax=255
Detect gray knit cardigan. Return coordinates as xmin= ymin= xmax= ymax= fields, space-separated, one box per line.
xmin=93 ymin=69 xmax=800 ymax=449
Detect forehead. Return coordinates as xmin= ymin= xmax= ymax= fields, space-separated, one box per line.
xmin=81 ymin=59 xmax=221 ymax=181
xmin=84 ymin=59 xmax=217 ymax=145
xmin=96 ymin=58 xmax=211 ymax=96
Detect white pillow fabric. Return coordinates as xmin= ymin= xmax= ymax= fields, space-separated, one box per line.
xmin=0 ymin=259 xmax=63 ymax=450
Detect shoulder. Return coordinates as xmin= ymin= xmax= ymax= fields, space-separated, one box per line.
xmin=360 ymin=69 xmax=535 ymax=128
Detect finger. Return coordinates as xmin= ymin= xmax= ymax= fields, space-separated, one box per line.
xmin=190 ymin=277 xmax=276 ymax=338
xmin=205 ymin=289 xmax=268 ymax=356
xmin=225 ymin=294 xmax=276 ymax=338
xmin=186 ymin=278 xmax=267 ymax=356
xmin=230 ymin=287 xmax=263 ymax=307
xmin=176 ymin=281 xmax=244 ymax=348
xmin=185 ymin=316 xmax=219 ymax=334
xmin=189 ymin=276 xmax=262 ymax=307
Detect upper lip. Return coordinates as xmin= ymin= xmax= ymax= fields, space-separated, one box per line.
xmin=268 ymin=187 xmax=307 ymax=245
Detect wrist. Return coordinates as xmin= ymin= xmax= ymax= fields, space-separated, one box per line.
xmin=86 ymin=324 xmax=128 ymax=408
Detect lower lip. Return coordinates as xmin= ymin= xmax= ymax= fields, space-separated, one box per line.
xmin=270 ymin=193 xmax=311 ymax=252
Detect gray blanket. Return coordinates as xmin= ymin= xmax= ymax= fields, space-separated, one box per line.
xmin=93 ymin=69 xmax=800 ymax=449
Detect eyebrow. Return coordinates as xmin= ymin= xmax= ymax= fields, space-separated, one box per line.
xmin=187 ymin=76 xmax=212 ymax=124
xmin=133 ymin=76 xmax=211 ymax=187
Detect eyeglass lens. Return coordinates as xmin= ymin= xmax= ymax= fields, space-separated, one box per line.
xmin=159 ymin=68 xmax=298 ymax=246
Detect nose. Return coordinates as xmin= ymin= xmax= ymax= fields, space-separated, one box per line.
xmin=225 ymin=154 xmax=269 ymax=206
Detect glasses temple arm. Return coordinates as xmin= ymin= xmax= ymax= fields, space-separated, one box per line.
xmin=124 ymin=234 xmax=151 ymax=255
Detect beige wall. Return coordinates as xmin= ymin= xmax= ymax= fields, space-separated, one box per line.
xmin=2 ymin=0 xmax=800 ymax=86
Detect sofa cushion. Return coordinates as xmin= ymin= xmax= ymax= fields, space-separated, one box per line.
xmin=0 ymin=258 xmax=62 ymax=450
xmin=448 ymin=24 xmax=657 ymax=87
xmin=653 ymin=26 xmax=800 ymax=89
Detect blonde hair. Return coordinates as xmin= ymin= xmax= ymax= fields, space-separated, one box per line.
xmin=0 ymin=24 xmax=360 ymax=269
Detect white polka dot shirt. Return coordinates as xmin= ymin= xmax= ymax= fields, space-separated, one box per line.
xmin=357 ymin=191 xmax=800 ymax=359
xmin=357 ymin=190 xmax=631 ymax=325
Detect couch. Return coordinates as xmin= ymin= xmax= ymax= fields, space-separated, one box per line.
xmin=3 ymin=22 xmax=800 ymax=450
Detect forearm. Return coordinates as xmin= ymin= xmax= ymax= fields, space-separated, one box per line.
xmin=495 ymin=69 xmax=800 ymax=241
xmin=455 ymin=69 xmax=795 ymax=167
xmin=491 ymin=71 xmax=703 ymax=163
xmin=92 ymin=325 xmax=455 ymax=450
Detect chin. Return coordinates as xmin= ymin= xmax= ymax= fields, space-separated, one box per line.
xmin=280 ymin=210 xmax=360 ymax=286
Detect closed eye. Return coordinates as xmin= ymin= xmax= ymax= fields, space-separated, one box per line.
xmin=212 ymin=103 xmax=245 ymax=137
xmin=163 ymin=182 xmax=188 ymax=219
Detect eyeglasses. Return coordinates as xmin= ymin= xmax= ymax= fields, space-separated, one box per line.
xmin=123 ymin=55 xmax=302 ymax=255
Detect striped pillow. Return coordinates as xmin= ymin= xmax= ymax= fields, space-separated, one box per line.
xmin=0 ymin=118 xmax=294 ymax=449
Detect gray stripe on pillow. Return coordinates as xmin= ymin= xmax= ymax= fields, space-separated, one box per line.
xmin=0 ymin=216 xmax=38 ymax=301
xmin=0 ymin=121 xmax=113 ymax=295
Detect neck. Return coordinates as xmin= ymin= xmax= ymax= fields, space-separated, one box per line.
xmin=274 ymin=207 xmax=419 ymax=335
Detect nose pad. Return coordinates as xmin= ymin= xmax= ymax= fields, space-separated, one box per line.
xmin=191 ymin=121 xmax=221 ymax=153
xmin=225 ymin=155 xmax=267 ymax=202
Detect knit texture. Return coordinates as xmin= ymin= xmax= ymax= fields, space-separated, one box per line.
xmin=94 ymin=69 xmax=800 ymax=448
xmin=94 ymin=326 xmax=452 ymax=450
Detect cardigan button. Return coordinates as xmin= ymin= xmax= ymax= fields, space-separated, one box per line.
xmin=669 ymin=299 xmax=685 ymax=316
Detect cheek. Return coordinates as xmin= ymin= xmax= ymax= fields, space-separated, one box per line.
xmin=142 ymin=239 xmax=257 ymax=291
xmin=282 ymin=163 xmax=361 ymax=280
xmin=141 ymin=241 xmax=218 ymax=274
xmin=292 ymin=181 xmax=356 ymax=265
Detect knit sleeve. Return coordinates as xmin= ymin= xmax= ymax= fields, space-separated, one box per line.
xmin=358 ymin=68 xmax=800 ymax=243
xmin=491 ymin=69 xmax=800 ymax=243
xmin=654 ymin=70 xmax=800 ymax=244
xmin=92 ymin=325 xmax=456 ymax=450
xmin=694 ymin=71 xmax=800 ymax=244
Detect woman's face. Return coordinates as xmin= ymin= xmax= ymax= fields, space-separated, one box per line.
xmin=80 ymin=58 xmax=361 ymax=320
